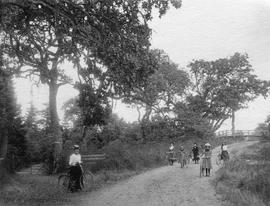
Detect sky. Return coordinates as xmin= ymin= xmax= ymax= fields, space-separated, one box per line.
xmin=15 ymin=0 xmax=270 ymax=131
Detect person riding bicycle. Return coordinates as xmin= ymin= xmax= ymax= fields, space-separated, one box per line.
xmin=69 ymin=145 xmax=83 ymax=192
xmin=220 ymin=142 xmax=229 ymax=161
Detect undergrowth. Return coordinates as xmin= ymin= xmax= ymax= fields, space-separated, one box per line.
xmin=214 ymin=142 xmax=270 ymax=206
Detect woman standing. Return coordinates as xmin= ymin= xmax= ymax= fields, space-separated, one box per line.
xmin=169 ymin=142 xmax=175 ymax=152
xmin=221 ymin=142 xmax=230 ymax=162
xmin=69 ymin=145 xmax=83 ymax=192
xmin=179 ymin=146 xmax=187 ymax=168
xmin=201 ymin=143 xmax=212 ymax=176
xmin=192 ymin=143 xmax=199 ymax=164
xmin=168 ymin=142 xmax=175 ymax=165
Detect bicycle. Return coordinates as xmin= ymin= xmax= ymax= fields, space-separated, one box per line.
xmin=216 ymin=151 xmax=230 ymax=167
xmin=58 ymin=165 xmax=94 ymax=192
xmin=166 ymin=151 xmax=177 ymax=165
xmin=216 ymin=153 xmax=222 ymax=166
xmin=199 ymin=155 xmax=205 ymax=177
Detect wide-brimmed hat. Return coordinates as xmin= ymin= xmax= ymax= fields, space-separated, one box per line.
xmin=205 ymin=143 xmax=211 ymax=147
xmin=73 ymin=145 xmax=80 ymax=150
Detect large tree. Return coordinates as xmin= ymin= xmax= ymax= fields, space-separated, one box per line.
xmin=187 ymin=52 xmax=270 ymax=132
xmin=124 ymin=50 xmax=190 ymax=122
xmin=123 ymin=50 xmax=190 ymax=139
xmin=0 ymin=0 xmax=182 ymax=151
xmin=0 ymin=55 xmax=9 ymax=178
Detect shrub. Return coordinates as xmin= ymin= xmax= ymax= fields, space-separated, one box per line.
xmin=214 ymin=142 xmax=270 ymax=206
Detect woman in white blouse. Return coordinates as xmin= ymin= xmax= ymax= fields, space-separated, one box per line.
xmin=69 ymin=145 xmax=83 ymax=192
xmin=221 ymin=142 xmax=230 ymax=161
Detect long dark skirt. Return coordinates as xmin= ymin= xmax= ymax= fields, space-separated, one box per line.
xmin=221 ymin=151 xmax=229 ymax=161
xmin=69 ymin=165 xmax=83 ymax=191
xmin=193 ymin=153 xmax=199 ymax=161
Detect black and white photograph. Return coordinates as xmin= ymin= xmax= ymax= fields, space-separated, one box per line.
xmin=0 ymin=0 xmax=270 ymax=205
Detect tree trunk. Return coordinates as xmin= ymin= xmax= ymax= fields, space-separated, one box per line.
xmin=0 ymin=132 xmax=8 ymax=179
xmin=81 ymin=126 xmax=88 ymax=153
xmin=231 ymin=110 xmax=235 ymax=136
xmin=48 ymin=81 xmax=62 ymax=160
xmin=0 ymin=74 xmax=8 ymax=179
xmin=0 ymin=134 xmax=8 ymax=160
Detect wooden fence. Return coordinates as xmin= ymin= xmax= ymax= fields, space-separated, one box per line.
xmin=216 ymin=130 xmax=259 ymax=137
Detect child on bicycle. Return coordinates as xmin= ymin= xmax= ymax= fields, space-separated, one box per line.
xmin=69 ymin=145 xmax=83 ymax=192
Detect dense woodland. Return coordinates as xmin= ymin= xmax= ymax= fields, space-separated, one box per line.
xmin=0 ymin=0 xmax=270 ymax=178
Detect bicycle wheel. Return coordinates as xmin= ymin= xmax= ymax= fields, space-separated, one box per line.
xmin=81 ymin=171 xmax=94 ymax=189
xmin=58 ymin=174 xmax=70 ymax=191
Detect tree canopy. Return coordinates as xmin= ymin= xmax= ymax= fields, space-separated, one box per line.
xmin=0 ymin=0 xmax=182 ymax=92
xmin=0 ymin=0 xmax=182 ymax=148
xmin=124 ymin=49 xmax=190 ymax=122
xmin=187 ymin=52 xmax=270 ymax=131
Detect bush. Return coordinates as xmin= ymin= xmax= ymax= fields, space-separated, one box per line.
xmin=214 ymin=142 xmax=270 ymax=206
xmin=90 ymin=139 xmax=168 ymax=172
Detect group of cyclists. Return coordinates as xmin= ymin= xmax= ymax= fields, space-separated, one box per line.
xmin=66 ymin=141 xmax=230 ymax=192
xmin=168 ymin=141 xmax=230 ymax=176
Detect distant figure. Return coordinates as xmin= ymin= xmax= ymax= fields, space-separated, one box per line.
xmin=201 ymin=143 xmax=212 ymax=176
xmin=69 ymin=145 xmax=83 ymax=192
xmin=168 ymin=142 xmax=175 ymax=165
xmin=169 ymin=142 xmax=175 ymax=152
xmin=221 ymin=142 xmax=230 ymax=161
xmin=192 ymin=143 xmax=200 ymax=164
xmin=178 ymin=146 xmax=187 ymax=168
xmin=187 ymin=150 xmax=192 ymax=164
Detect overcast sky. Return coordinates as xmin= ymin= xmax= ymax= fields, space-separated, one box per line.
xmin=15 ymin=0 xmax=270 ymax=131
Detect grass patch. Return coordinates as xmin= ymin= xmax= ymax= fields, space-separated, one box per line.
xmin=214 ymin=142 xmax=270 ymax=206
xmin=0 ymin=174 xmax=70 ymax=206
xmin=0 ymin=169 xmax=141 ymax=206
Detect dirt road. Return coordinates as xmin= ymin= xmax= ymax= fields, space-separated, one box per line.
xmin=70 ymin=141 xmax=256 ymax=206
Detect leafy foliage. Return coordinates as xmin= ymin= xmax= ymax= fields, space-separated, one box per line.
xmin=76 ymin=84 xmax=112 ymax=127
xmin=254 ymin=114 xmax=270 ymax=138
xmin=0 ymin=67 xmax=27 ymax=172
xmin=124 ymin=49 xmax=190 ymax=122
xmin=61 ymin=97 xmax=81 ymax=128
xmin=173 ymin=102 xmax=213 ymax=138
xmin=187 ymin=52 xmax=270 ymax=131
xmin=0 ymin=0 xmax=182 ymax=145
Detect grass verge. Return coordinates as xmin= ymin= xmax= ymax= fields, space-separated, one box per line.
xmin=214 ymin=141 xmax=270 ymax=206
